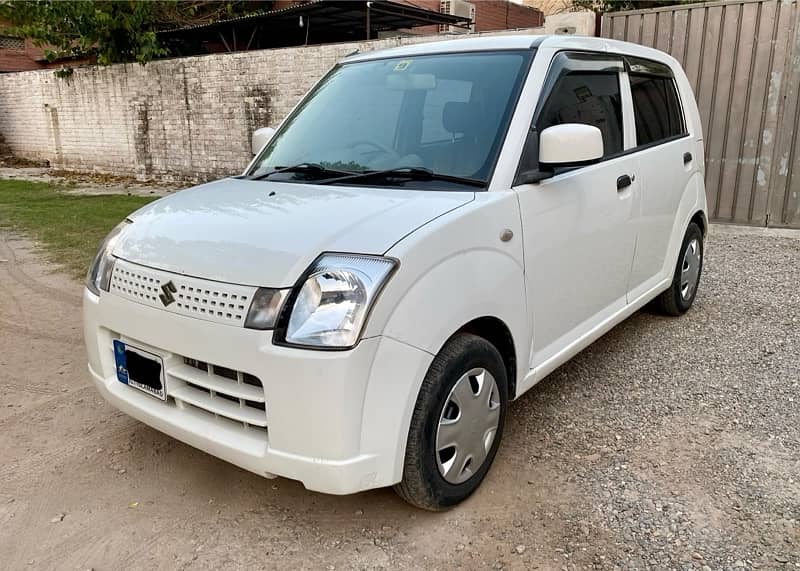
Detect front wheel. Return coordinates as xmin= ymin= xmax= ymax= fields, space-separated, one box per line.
xmin=394 ymin=333 xmax=508 ymax=510
xmin=654 ymin=222 xmax=704 ymax=316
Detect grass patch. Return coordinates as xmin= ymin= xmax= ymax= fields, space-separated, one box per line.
xmin=0 ymin=180 xmax=157 ymax=279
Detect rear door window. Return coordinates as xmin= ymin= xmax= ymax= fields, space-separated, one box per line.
xmin=628 ymin=60 xmax=686 ymax=146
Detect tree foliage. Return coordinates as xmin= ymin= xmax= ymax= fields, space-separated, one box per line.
xmin=572 ymin=0 xmax=696 ymax=12
xmin=0 ymin=1 xmax=264 ymax=66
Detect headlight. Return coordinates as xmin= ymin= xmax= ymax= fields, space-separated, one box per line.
xmin=277 ymin=253 xmax=397 ymax=349
xmin=85 ymin=220 xmax=130 ymax=295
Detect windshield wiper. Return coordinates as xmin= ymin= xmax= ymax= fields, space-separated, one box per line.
xmin=321 ymin=167 xmax=486 ymax=188
xmin=248 ymin=163 xmax=356 ymax=181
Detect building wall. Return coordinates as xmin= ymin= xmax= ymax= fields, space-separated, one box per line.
xmin=522 ymin=0 xmax=575 ymax=17
xmin=542 ymin=11 xmax=596 ymax=36
xmin=0 ymin=30 xmax=540 ymax=181
xmin=0 ymin=31 xmax=47 ymax=72
xmin=474 ymin=0 xmax=544 ymax=31
xmin=402 ymin=0 xmax=543 ymax=35
xmin=0 ymin=20 xmax=94 ymax=72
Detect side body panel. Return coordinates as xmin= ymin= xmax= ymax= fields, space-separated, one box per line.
xmin=367 ymin=191 xmax=528 ymax=361
xmin=491 ymin=38 xmax=708 ymax=396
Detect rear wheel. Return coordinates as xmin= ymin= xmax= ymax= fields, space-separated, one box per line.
xmin=654 ymin=222 xmax=704 ymax=316
xmin=394 ymin=333 xmax=508 ymax=510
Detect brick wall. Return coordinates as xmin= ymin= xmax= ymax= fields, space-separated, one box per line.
xmin=0 ymin=131 xmax=10 ymax=157
xmin=522 ymin=0 xmax=575 ymax=17
xmin=0 ymin=34 xmax=47 ymax=72
xmin=0 ymin=19 xmax=93 ymax=72
xmin=0 ymin=31 xmax=540 ymax=182
xmin=399 ymin=1 xmax=544 ymax=35
xmin=474 ymin=0 xmax=544 ymax=31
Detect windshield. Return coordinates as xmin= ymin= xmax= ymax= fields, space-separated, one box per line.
xmin=247 ymin=50 xmax=532 ymax=189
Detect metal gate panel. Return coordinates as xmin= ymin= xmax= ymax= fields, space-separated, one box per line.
xmin=704 ymin=5 xmax=739 ymax=221
xmin=735 ymin=0 xmax=782 ymax=223
xmin=601 ymin=0 xmax=800 ymax=228
xmin=769 ymin=8 xmax=800 ymax=227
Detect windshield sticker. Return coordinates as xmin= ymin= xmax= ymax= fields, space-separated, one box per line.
xmin=394 ymin=60 xmax=411 ymax=71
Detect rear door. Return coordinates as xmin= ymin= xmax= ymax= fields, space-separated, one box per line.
xmin=623 ymin=57 xmax=695 ymax=300
xmin=513 ymin=52 xmax=641 ymax=369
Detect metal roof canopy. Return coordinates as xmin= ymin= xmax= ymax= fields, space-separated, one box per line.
xmin=159 ymin=0 xmax=472 ymax=55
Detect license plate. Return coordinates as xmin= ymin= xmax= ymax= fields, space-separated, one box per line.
xmin=113 ymin=340 xmax=166 ymax=401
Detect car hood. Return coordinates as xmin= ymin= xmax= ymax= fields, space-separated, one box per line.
xmin=114 ymin=178 xmax=473 ymax=286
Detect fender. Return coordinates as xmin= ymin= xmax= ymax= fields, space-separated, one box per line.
xmin=661 ymin=171 xmax=708 ymax=279
xmin=627 ymin=170 xmax=708 ymax=303
xmin=365 ymin=192 xmax=528 ymax=360
xmin=361 ymin=250 xmax=529 ymax=483
xmin=361 ymin=192 xmax=529 ymax=483
xmin=381 ymin=248 xmax=528 ymax=359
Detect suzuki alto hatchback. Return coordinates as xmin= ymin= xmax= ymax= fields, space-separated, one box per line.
xmin=84 ymin=35 xmax=707 ymax=509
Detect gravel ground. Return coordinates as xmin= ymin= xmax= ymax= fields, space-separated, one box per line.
xmin=510 ymin=224 xmax=800 ymax=569
xmin=0 ymin=224 xmax=798 ymax=570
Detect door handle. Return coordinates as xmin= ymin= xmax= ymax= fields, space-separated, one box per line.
xmin=683 ymin=152 xmax=693 ymax=164
xmin=617 ymin=174 xmax=633 ymax=191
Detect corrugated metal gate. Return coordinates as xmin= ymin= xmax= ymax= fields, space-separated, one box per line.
xmin=601 ymin=0 xmax=800 ymax=228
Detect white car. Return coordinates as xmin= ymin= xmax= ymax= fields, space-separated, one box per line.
xmin=84 ymin=35 xmax=707 ymax=509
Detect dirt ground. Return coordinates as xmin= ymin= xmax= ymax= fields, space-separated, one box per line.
xmin=0 ymin=167 xmax=179 ymax=197
xmin=0 ymin=226 xmax=798 ymax=571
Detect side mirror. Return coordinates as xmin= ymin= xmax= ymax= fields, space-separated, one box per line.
xmin=514 ymin=123 xmax=604 ymax=186
xmin=251 ymin=127 xmax=276 ymax=155
xmin=539 ymin=123 xmax=603 ymax=166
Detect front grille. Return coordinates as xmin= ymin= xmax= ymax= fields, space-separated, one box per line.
xmin=167 ymin=357 xmax=268 ymax=431
xmin=109 ymin=259 xmax=256 ymax=327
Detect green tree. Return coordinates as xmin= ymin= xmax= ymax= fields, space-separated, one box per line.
xmin=573 ymin=0 xmax=696 ymax=11
xmin=0 ymin=1 xmax=263 ymax=66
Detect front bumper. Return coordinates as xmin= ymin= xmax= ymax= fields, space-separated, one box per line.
xmin=83 ymin=288 xmax=432 ymax=495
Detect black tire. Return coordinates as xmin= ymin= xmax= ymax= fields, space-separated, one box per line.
xmin=654 ymin=222 xmax=704 ymax=316
xmin=394 ymin=333 xmax=508 ymax=510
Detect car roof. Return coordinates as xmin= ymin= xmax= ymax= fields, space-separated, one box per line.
xmin=342 ymin=34 xmax=676 ymax=67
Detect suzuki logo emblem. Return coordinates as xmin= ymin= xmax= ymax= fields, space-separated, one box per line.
xmin=159 ymin=281 xmax=177 ymax=307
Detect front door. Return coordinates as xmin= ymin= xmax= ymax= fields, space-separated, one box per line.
xmin=514 ymin=52 xmax=640 ymax=370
